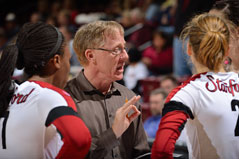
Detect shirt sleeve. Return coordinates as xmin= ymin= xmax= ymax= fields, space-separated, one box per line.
xmin=151 ymin=99 xmax=194 ymax=159
xmin=45 ymin=106 xmax=91 ymax=159
xmin=38 ymin=89 xmax=91 ymax=159
xmin=151 ymin=110 xmax=189 ymax=159
xmin=166 ymin=83 xmax=199 ymax=117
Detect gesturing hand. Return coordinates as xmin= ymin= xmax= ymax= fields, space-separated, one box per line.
xmin=112 ymin=95 xmax=141 ymax=138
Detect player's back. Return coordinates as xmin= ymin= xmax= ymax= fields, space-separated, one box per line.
xmin=0 ymin=81 xmax=69 ymax=159
xmin=170 ymin=72 xmax=239 ymax=159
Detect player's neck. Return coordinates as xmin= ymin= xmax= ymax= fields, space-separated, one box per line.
xmin=28 ymin=75 xmax=54 ymax=86
xmin=194 ymin=62 xmax=225 ymax=74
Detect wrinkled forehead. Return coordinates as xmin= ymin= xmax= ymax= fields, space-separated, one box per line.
xmin=103 ymin=27 xmax=124 ymax=39
xmin=101 ymin=27 xmax=125 ymax=46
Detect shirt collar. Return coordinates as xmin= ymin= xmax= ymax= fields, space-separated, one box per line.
xmin=76 ymin=69 xmax=121 ymax=97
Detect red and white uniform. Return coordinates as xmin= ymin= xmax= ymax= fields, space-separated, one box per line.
xmin=152 ymin=72 xmax=239 ymax=159
xmin=0 ymin=81 xmax=91 ymax=159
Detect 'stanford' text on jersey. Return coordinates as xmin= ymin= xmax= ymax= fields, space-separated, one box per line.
xmin=166 ymin=72 xmax=239 ymax=159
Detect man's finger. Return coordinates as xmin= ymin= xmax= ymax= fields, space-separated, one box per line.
xmin=124 ymin=103 xmax=140 ymax=116
xmin=127 ymin=106 xmax=141 ymax=122
xmin=122 ymin=95 xmax=141 ymax=110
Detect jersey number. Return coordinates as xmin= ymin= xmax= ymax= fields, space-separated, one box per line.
xmin=1 ymin=111 xmax=9 ymax=149
xmin=231 ymin=100 xmax=239 ymax=136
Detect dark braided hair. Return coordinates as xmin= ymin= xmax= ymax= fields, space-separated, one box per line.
xmin=0 ymin=22 xmax=64 ymax=117
xmin=16 ymin=22 xmax=64 ymax=76
xmin=212 ymin=0 xmax=239 ymax=26
xmin=0 ymin=46 xmax=18 ymax=117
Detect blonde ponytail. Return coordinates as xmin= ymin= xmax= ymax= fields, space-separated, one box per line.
xmin=181 ymin=13 xmax=230 ymax=72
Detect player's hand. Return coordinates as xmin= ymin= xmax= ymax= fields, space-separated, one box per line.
xmin=112 ymin=95 xmax=141 ymax=138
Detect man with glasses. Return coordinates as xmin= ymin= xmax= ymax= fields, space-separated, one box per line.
xmin=65 ymin=21 xmax=150 ymax=159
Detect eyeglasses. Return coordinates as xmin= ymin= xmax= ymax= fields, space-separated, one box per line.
xmin=91 ymin=47 xmax=129 ymax=55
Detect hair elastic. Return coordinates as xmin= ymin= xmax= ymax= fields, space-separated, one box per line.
xmin=49 ymin=27 xmax=63 ymax=56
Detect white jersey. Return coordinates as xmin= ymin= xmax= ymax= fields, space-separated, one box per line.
xmin=0 ymin=80 xmax=88 ymax=159
xmin=169 ymin=72 xmax=239 ymax=159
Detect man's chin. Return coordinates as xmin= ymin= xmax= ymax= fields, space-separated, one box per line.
xmin=114 ymin=74 xmax=123 ymax=81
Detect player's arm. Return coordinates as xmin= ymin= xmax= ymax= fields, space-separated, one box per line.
xmin=151 ymin=101 xmax=194 ymax=159
xmin=45 ymin=106 xmax=91 ymax=159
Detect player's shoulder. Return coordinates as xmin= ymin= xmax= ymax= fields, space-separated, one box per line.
xmin=28 ymin=81 xmax=72 ymax=107
xmin=165 ymin=73 xmax=206 ymax=103
xmin=193 ymin=72 xmax=239 ymax=82
xmin=175 ymin=72 xmax=206 ymax=91
xmin=181 ymin=72 xmax=222 ymax=90
xmin=174 ymin=71 xmax=239 ymax=95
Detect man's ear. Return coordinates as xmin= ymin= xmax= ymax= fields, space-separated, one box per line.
xmin=85 ymin=49 xmax=96 ymax=64
xmin=187 ymin=42 xmax=193 ymax=56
